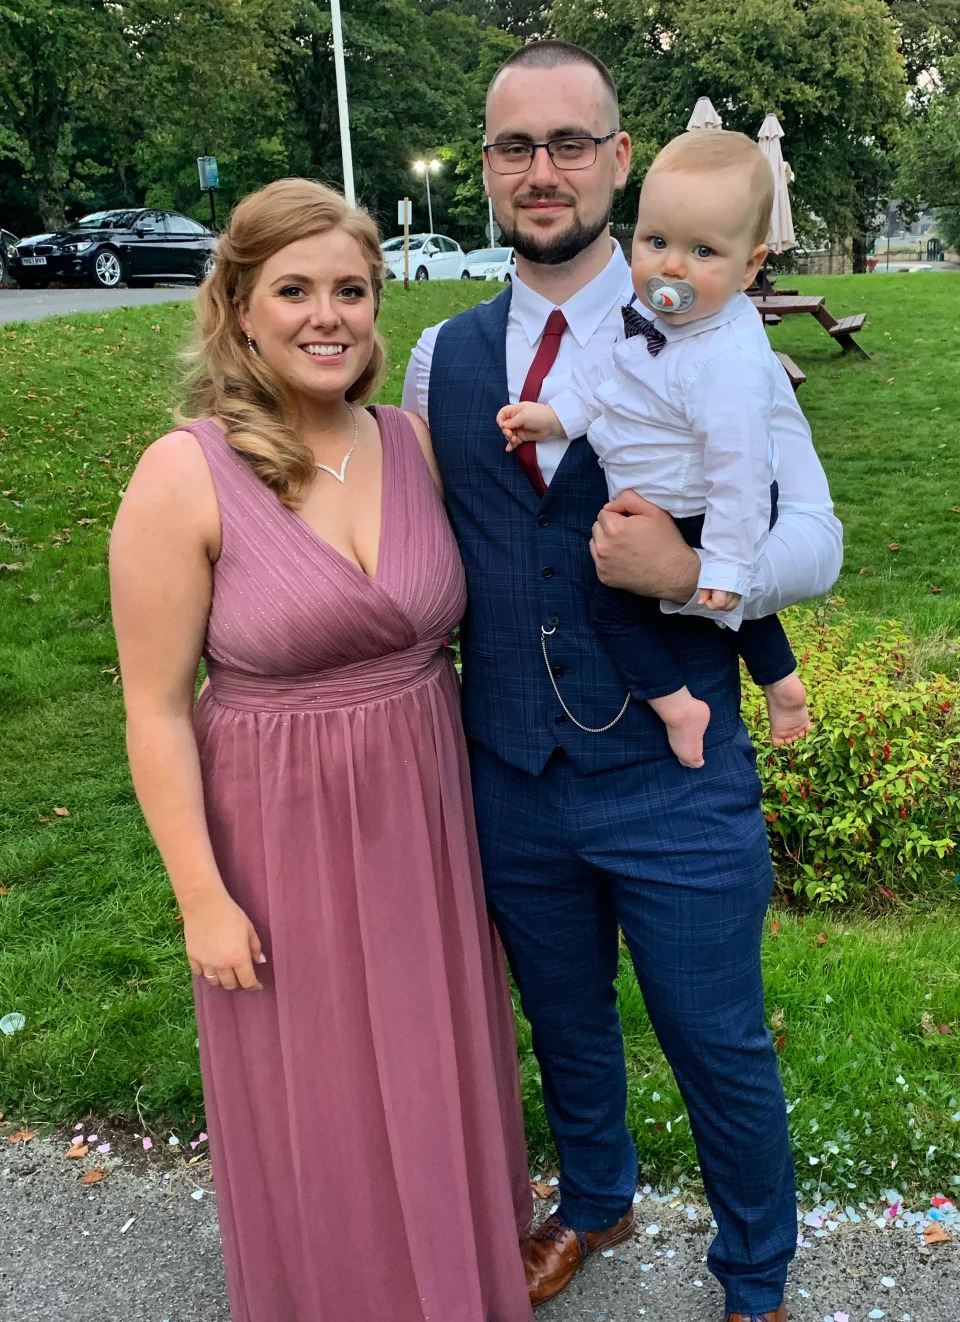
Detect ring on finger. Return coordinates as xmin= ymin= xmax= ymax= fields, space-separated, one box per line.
xmin=204 ymin=974 xmax=218 ymax=982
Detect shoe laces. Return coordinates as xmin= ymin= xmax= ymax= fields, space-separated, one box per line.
xmin=533 ymin=1216 xmax=588 ymax=1257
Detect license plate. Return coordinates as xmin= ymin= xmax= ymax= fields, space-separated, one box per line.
xmin=21 ymin=256 xmax=47 ymax=266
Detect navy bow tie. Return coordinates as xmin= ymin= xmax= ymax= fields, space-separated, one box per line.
xmin=621 ymin=304 xmax=667 ymax=356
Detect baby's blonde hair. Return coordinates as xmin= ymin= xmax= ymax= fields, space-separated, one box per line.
xmin=645 ymin=130 xmax=775 ymax=247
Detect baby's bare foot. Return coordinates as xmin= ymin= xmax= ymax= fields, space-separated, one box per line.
xmin=764 ymin=672 xmax=812 ymax=746
xmin=649 ymin=689 xmax=712 ymax=768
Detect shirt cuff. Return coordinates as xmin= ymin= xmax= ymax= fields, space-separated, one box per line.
xmin=548 ymin=388 xmax=591 ymax=441
xmin=659 ymin=552 xmax=747 ymax=630
xmin=697 ymin=560 xmax=751 ymax=596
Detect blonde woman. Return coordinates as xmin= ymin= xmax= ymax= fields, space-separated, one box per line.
xmin=110 ymin=179 xmax=534 ymax=1322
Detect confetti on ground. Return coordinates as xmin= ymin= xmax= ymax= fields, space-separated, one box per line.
xmin=168 ymin=1135 xmax=180 ymax=1146
xmin=644 ymin=1223 xmax=660 ymax=1236
xmin=191 ymin=1189 xmax=205 ymax=1201
xmin=881 ymin=1276 xmax=896 ymax=1289
xmin=119 ymin=1217 xmax=135 ymax=1234
xmin=0 ymin=1012 xmax=26 ymax=1035
xmin=601 ymin=1248 xmax=615 ymax=1258
xmin=869 ymin=1311 xmax=885 ymax=1319
xmin=96 ymin=1142 xmax=111 ymax=1154
xmin=74 ymin=1122 xmax=83 ymax=1131
xmin=86 ymin=1134 xmax=98 ymax=1143
xmin=142 ymin=1137 xmax=153 ymax=1151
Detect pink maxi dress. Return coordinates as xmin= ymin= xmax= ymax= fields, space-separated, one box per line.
xmin=181 ymin=406 xmax=534 ymax=1322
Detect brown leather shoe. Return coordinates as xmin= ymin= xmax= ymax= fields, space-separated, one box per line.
xmin=726 ymin=1306 xmax=787 ymax=1322
xmin=521 ymin=1209 xmax=634 ymax=1309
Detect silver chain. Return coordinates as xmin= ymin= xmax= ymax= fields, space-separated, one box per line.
xmin=540 ymin=625 xmax=631 ymax=734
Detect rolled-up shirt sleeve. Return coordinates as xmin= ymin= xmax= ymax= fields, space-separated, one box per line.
xmin=662 ymin=373 xmax=843 ymax=622
xmin=401 ymin=321 xmax=443 ymax=420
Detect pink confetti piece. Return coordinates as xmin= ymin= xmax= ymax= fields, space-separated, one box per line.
xmin=74 ymin=1122 xmax=83 ymax=1131
xmin=198 ymin=1131 xmax=207 ymax=1142
xmin=86 ymin=1134 xmax=98 ymax=1143
xmin=834 ymin=1313 xmax=849 ymax=1322
xmin=190 ymin=1140 xmax=200 ymax=1150
xmin=142 ymin=1137 xmax=153 ymax=1151
xmin=97 ymin=1142 xmax=111 ymax=1154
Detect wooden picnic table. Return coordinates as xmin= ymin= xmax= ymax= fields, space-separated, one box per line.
xmin=748 ymin=292 xmax=870 ymax=359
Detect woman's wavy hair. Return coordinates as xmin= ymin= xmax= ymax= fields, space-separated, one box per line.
xmin=180 ymin=178 xmax=386 ymax=508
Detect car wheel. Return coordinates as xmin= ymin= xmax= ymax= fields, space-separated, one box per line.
xmin=196 ymin=253 xmax=216 ymax=285
xmin=460 ymin=270 xmax=472 ymax=280
xmin=503 ymin=273 xmax=511 ymax=283
xmin=415 ymin=266 xmax=429 ymax=281
xmin=92 ymin=248 xmax=123 ymax=289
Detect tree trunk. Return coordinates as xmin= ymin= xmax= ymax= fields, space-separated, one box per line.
xmin=851 ymin=233 xmax=868 ymax=274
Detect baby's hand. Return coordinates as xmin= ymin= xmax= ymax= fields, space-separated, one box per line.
xmin=497 ymin=402 xmax=563 ymax=451
xmin=698 ymin=588 xmax=742 ymax=612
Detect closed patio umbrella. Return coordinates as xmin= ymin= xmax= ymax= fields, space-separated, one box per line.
xmin=757 ymin=113 xmax=796 ymax=253
xmin=686 ymin=97 xmax=723 ymax=131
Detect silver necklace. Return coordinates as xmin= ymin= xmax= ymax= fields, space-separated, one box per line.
xmin=314 ymin=404 xmax=359 ymax=484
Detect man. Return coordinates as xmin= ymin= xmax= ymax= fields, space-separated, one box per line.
xmin=402 ymin=40 xmax=841 ymax=1322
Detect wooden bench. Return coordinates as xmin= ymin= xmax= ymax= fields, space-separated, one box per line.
xmin=826 ymin=313 xmax=867 ymax=355
xmin=775 ymin=352 xmax=806 ymax=391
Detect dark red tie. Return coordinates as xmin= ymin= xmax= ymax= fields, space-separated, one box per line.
xmin=516 ymin=308 xmax=568 ymax=497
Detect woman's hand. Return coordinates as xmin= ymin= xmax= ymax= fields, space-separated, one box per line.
xmin=184 ymin=889 xmax=266 ymax=991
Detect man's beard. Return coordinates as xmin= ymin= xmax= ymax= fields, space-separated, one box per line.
xmin=499 ymin=191 xmax=613 ymax=266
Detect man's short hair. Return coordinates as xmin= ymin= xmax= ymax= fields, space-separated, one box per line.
xmin=487 ymin=40 xmax=619 ymax=126
xmin=646 ymin=130 xmax=775 ymax=247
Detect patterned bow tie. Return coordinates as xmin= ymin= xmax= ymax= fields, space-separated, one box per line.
xmin=621 ymin=303 xmax=667 ymax=356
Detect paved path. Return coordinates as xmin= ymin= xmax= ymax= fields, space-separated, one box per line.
xmin=0 ymin=286 xmax=196 ymax=325
xmin=2 ymin=1134 xmax=957 ymax=1321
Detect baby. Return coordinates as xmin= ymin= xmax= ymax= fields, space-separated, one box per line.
xmin=498 ymin=129 xmax=811 ymax=768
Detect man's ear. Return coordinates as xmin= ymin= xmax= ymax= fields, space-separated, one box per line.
xmin=614 ymin=131 xmax=632 ymax=190
xmin=742 ymin=243 xmax=768 ymax=289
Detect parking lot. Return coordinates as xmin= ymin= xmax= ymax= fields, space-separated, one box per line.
xmin=0 ymin=285 xmax=197 ymax=325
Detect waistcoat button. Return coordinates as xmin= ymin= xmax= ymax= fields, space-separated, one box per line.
xmin=547 ymin=615 xmax=560 ymax=628
xmin=554 ymin=714 xmax=566 ymax=726
xmin=537 ymin=514 xmax=550 ymax=527
xmin=541 ymin=567 xmax=555 ymax=579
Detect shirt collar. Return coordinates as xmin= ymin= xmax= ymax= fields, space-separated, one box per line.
xmin=654 ymin=290 xmax=754 ymax=342
xmin=511 ymin=241 xmax=632 ymax=349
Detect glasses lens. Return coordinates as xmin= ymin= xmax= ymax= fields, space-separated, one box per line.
xmin=487 ymin=143 xmax=534 ymax=174
xmin=548 ymin=138 xmax=597 ymax=170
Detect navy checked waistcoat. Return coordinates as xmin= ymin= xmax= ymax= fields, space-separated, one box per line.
xmin=428 ymin=286 xmax=743 ymax=775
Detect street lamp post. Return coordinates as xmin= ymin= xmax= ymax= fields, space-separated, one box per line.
xmin=413 ymin=159 xmax=440 ymax=233
xmin=329 ymin=0 xmax=356 ymax=206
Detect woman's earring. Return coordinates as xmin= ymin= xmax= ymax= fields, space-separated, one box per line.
xmin=245 ymin=334 xmax=258 ymax=356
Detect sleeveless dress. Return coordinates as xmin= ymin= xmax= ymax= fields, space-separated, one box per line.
xmin=181 ymin=406 xmax=534 ymax=1322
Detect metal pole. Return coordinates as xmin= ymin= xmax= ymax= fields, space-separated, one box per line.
xmin=329 ymin=0 xmax=356 ymax=207
xmin=208 ymin=189 xmax=217 ymax=230
xmin=403 ymin=197 xmax=410 ymax=291
xmin=487 ymin=195 xmax=494 ymax=244
xmin=424 ymin=170 xmax=434 ymax=234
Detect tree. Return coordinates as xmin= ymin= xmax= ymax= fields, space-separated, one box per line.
xmin=549 ymin=0 xmax=908 ymax=270
xmin=898 ymin=54 xmax=960 ymax=248
xmin=0 ymin=0 xmax=131 ymax=230
xmin=885 ymin=1 xmax=960 ymax=90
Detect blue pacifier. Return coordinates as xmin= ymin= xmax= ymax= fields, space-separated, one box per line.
xmin=644 ymin=276 xmax=697 ymax=315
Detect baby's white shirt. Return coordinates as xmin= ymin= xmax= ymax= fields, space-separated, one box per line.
xmin=550 ymin=291 xmax=803 ymax=619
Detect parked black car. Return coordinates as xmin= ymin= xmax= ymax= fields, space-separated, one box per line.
xmin=0 ymin=228 xmax=18 ymax=286
xmin=9 ymin=209 xmax=217 ymax=289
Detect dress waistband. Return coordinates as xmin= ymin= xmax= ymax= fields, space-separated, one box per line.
xmin=204 ymin=644 xmax=449 ymax=713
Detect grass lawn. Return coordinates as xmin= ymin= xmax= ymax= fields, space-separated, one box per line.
xmin=1 ymin=273 xmax=958 ymax=1199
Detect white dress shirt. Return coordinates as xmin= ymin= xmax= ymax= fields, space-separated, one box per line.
xmin=550 ymin=292 xmax=793 ymax=620
xmin=400 ymin=243 xmax=843 ymax=622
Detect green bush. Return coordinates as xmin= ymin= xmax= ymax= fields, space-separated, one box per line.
xmin=742 ymin=605 xmax=959 ymax=902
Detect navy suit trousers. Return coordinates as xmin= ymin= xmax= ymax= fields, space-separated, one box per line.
xmin=470 ymin=726 xmax=797 ymax=1315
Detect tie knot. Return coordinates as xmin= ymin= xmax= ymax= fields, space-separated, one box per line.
xmin=543 ymin=309 xmax=568 ymax=338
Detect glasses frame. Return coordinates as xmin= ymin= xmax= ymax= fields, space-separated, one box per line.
xmin=482 ymin=131 xmax=619 ymax=174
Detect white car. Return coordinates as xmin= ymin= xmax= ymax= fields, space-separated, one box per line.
xmin=380 ymin=233 xmax=465 ymax=282
xmin=460 ymin=247 xmax=515 ymax=282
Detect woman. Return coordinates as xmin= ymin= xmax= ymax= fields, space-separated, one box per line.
xmin=110 ymin=178 xmax=534 ymax=1322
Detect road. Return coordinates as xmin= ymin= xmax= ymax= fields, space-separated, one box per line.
xmin=0 ymin=286 xmax=196 ymax=326
xmin=2 ymin=1132 xmax=957 ymax=1321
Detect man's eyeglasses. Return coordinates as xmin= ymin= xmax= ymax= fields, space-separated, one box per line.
xmin=483 ymin=133 xmax=618 ymax=175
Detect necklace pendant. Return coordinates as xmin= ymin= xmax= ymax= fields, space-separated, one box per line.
xmin=315 ymin=452 xmax=352 ymax=484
